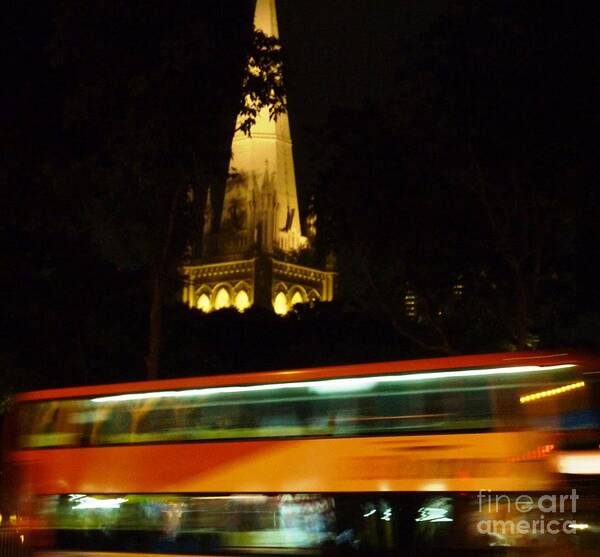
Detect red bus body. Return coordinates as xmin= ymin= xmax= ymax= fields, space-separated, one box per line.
xmin=7 ymin=351 xmax=596 ymax=495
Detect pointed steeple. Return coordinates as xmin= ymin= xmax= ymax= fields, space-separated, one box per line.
xmin=219 ymin=0 xmax=305 ymax=256
xmin=181 ymin=0 xmax=336 ymax=313
xmin=230 ymin=0 xmax=289 ymax=144
xmin=254 ymin=0 xmax=279 ymax=38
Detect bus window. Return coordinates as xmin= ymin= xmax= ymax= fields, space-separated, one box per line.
xmin=16 ymin=364 xmax=588 ymax=448
xmin=18 ymin=401 xmax=81 ymax=448
xmin=93 ymin=403 xmax=134 ymax=444
xmin=16 ymin=379 xmax=494 ymax=448
xmin=323 ymin=378 xmax=493 ymax=436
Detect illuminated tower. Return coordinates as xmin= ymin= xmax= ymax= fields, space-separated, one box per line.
xmin=182 ymin=0 xmax=334 ymax=314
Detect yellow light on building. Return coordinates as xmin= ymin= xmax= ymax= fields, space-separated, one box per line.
xmin=235 ymin=290 xmax=250 ymax=312
xmin=197 ymin=293 xmax=211 ymax=313
xmin=290 ymin=291 xmax=304 ymax=307
xmin=520 ymin=381 xmax=585 ymax=404
xmin=179 ymin=0 xmax=335 ymax=313
xmin=404 ymin=291 xmax=416 ymax=318
xmin=214 ymin=287 xmax=231 ymax=310
xmin=273 ymin=292 xmax=288 ymax=315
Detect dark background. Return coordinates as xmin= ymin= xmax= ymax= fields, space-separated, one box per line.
xmin=1 ymin=1 xmax=598 ymax=397
xmin=279 ymin=0 xmax=450 ymax=197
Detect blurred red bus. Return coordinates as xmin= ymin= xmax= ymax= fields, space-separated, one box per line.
xmin=4 ymin=352 xmax=599 ymax=556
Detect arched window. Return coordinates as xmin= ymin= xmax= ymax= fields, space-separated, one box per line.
xmin=197 ymin=293 xmax=211 ymax=313
xmin=307 ymin=290 xmax=321 ymax=306
xmin=273 ymin=292 xmax=288 ymax=315
xmin=214 ymin=287 xmax=231 ymax=310
xmin=235 ymin=290 xmax=250 ymax=312
xmin=290 ymin=291 xmax=305 ymax=307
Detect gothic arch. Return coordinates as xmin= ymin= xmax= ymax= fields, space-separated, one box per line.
xmin=307 ymin=289 xmax=321 ymax=304
xmin=233 ymin=281 xmax=252 ymax=296
xmin=195 ymin=286 xmax=213 ymax=313
xmin=212 ymin=283 xmax=233 ymax=310
xmin=233 ymin=281 xmax=252 ymax=312
xmin=272 ymin=282 xmax=288 ymax=297
xmin=288 ymin=286 xmax=308 ymax=308
xmin=273 ymin=292 xmax=287 ymax=315
xmin=272 ymin=283 xmax=289 ymax=315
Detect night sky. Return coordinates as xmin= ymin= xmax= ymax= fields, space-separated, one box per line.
xmin=278 ymin=0 xmax=450 ymax=198
xmin=1 ymin=1 xmax=598 ymax=389
xmin=276 ymin=1 xmax=596 ymax=207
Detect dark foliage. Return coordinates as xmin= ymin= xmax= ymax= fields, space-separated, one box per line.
xmin=315 ymin=0 xmax=599 ymax=353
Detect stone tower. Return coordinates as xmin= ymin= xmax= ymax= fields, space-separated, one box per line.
xmin=181 ymin=0 xmax=334 ymax=314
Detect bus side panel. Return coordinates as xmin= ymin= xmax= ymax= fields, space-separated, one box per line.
xmin=10 ymin=431 xmax=558 ymax=495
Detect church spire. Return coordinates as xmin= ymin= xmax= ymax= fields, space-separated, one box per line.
xmin=181 ymin=0 xmax=335 ymax=313
xmin=253 ymin=0 xmax=279 ymax=38
xmin=219 ymin=0 xmax=303 ymax=256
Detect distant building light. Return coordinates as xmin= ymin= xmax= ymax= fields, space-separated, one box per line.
xmin=404 ymin=290 xmax=417 ymax=318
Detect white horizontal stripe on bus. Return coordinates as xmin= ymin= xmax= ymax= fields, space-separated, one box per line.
xmin=90 ymin=364 xmax=576 ymax=403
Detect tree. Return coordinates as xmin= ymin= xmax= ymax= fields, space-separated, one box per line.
xmin=431 ymin=0 xmax=597 ymax=349
xmin=315 ymin=0 xmax=597 ymax=354
xmin=50 ymin=1 xmax=287 ymax=378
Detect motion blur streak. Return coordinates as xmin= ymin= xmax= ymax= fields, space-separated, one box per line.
xmin=520 ymin=381 xmax=586 ymax=403
xmin=91 ymin=364 xmax=576 ymax=403
xmin=555 ymin=452 xmax=600 ymax=475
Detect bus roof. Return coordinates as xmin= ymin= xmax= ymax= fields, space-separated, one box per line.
xmin=15 ymin=351 xmax=589 ymax=402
